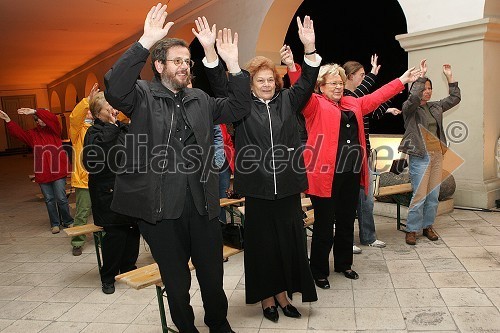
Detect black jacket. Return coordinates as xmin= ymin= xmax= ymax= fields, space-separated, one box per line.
xmin=83 ymin=119 xmax=134 ymax=226
xmin=104 ymin=42 xmax=251 ymax=224
xmin=206 ymin=61 xmax=319 ymax=200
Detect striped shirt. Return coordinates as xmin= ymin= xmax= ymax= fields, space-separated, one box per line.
xmin=343 ymin=72 xmax=391 ymax=155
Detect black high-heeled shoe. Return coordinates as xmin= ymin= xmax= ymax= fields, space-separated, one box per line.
xmin=262 ymin=305 xmax=279 ymax=322
xmin=335 ymin=269 xmax=359 ymax=280
xmin=274 ymin=296 xmax=301 ymax=318
xmin=314 ymin=278 xmax=330 ymax=289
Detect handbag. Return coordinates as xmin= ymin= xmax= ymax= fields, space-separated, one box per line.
xmin=221 ymin=222 xmax=244 ymax=250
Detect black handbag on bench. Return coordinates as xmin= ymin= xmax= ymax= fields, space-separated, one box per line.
xmin=221 ymin=222 xmax=244 ymax=250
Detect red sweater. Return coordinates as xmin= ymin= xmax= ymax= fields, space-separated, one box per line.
xmin=220 ymin=124 xmax=235 ymax=173
xmin=7 ymin=109 xmax=69 ymax=184
xmin=289 ymin=68 xmax=404 ymax=197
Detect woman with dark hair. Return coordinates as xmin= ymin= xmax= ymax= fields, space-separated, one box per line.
xmin=83 ymin=92 xmax=140 ymax=295
xmin=399 ymin=59 xmax=461 ymax=245
xmin=194 ymin=16 xmax=319 ymax=322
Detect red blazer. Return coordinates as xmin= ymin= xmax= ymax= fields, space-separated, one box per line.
xmin=7 ymin=109 xmax=69 ymax=184
xmin=289 ymin=67 xmax=404 ymax=197
xmin=220 ymin=124 xmax=235 ymax=173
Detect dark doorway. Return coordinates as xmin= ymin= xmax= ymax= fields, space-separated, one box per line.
xmin=283 ymin=0 xmax=408 ymax=134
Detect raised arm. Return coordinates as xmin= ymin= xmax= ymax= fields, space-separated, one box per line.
xmin=70 ymin=83 xmax=98 ymax=142
xmin=438 ymin=64 xmax=461 ymax=112
xmin=402 ymin=59 xmax=427 ymax=118
xmin=104 ymin=3 xmax=174 ymax=116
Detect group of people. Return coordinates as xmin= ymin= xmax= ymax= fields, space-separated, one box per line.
xmin=0 ymin=2 xmax=461 ymax=332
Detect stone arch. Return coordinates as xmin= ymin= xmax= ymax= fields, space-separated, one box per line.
xmin=50 ymin=91 xmax=62 ymax=114
xmin=65 ymin=84 xmax=78 ymax=112
xmin=85 ymin=73 xmax=100 ymax=96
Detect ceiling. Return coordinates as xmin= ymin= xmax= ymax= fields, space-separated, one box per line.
xmin=0 ymin=0 xmax=193 ymax=90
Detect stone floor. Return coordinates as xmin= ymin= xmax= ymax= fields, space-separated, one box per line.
xmin=1 ymin=154 xmax=500 ymax=333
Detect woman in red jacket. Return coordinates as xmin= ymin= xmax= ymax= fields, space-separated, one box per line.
xmin=288 ymin=63 xmax=419 ymax=288
xmin=0 ymin=108 xmax=73 ymax=234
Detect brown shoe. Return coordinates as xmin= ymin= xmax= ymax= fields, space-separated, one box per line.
xmin=72 ymin=246 xmax=82 ymax=256
xmin=405 ymin=232 xmax=416 ymax=245
xmin=423 ymin=227 xmax=439 ymax=241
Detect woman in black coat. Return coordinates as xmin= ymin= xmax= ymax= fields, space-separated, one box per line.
xmin=83 ymin=91 xmax=140 ymax=295
xmin=195 ymin=16 xmax=319 ymax=322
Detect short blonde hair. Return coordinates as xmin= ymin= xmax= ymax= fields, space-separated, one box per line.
xmin=245 ymin=56 xmax=283 ymax=91
xmin=89 ymin=92 xmax=107 ymax=119
xmin=315 ymin=63 xmax=346 ymax=94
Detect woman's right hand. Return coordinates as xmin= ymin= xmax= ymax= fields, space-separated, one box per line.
xmin=280 ymin=45 xmax=295 ymax=71
xmin=0 ymin=110 xmax=11 ymax=122
xmin=399 ymin=67 xmax=421 ymax=85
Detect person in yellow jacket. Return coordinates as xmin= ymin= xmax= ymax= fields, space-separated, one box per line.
xmin=69 ymin=83 xmax=98 ymax=256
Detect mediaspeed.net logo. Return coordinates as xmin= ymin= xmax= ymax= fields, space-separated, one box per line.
xmin=408 ymin=125 xmax=466 ymax=209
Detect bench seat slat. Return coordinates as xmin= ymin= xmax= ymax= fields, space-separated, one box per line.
xmin=376 ymin=183 xmax=412 ymax=197
xmin=116 ymin=245 xmax=242 ymax=290
xmin=63 ymin=223 xmax=103 ymax=237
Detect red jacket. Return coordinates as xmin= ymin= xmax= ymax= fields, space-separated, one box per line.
xmin=7 ymin=109 xmax=69 ymax=184
xmin=220 ymin=124 xmax=235 ymax=172
xmin=289 ymin=68 xmax=404 ymax=197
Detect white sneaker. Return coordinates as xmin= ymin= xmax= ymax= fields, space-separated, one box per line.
xmin=368 ymin=240 xmax=386 ymax=248
xmin=353 ymin=245 xmax=362 ymax=254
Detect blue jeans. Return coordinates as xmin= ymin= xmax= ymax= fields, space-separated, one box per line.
xmin=356 ymin=168 xmax=376 ymax=244
xmin=39 ymin=177 xmax=74 ymax=227
xmin=406 ymin=151 xmax=443 ymax=232
xmin=219 ymin=162 xmax=231 ymax=223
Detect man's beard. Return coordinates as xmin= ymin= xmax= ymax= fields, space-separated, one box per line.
xmin=161 ymin=69 xmax=191 ymax=91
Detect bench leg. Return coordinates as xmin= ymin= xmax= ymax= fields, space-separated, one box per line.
xmin=396 ymin=203 xmax=407 ymax=231
xmin=93 ymin=231 xmax=103 ymax=272
xmin=156 ymin=286 xmax=179 ymax=333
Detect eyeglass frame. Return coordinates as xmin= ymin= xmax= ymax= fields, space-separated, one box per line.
xmin=324 ymin=81 xmax=345 ymax=87
xmin=165 ymin=58 xmax=195 ymax=68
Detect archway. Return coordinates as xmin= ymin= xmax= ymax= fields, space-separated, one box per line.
xmin=50 ymin=91 xmax=62 ymax=114
xmin=64 ymin=84 xmax=78 ymax=112
xmin=85 ymin=73 xmax=99 ymax=96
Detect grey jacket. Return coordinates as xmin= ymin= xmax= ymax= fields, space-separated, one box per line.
xmin=398 ymin=77 xmax=461 ymax=157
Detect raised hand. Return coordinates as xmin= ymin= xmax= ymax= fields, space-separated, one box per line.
xmin=0 ymin=110 xmax=11 ymax=122
xmin=370 ymin=54 xmax=381 ymax=75
xmin=399 ymin=67 xmax=421 ymax=85
xmin=17 ymin=108 xmax=36 ymax=115
xmin=280 ymin=45 xmax=295 ymax=70
xmin=88 ymin=83 xmax=99 ymax=102
xmin=297 ymin=15 xmax=315 ymax=53
xmin=386 ymin=107 xmax=402 ymax=116
xmin=192 ymin=16 xmax=217 ymax=62
xmin=138 ymin=3 xmax=175 ymax=50
xmin=216 ymin=28 xmax=240 ymax=73
xmin=419 ymin=59 xmax=427 ymax=77
xmin=443 ymin=64 xmax=454 ymax=82
xmin=193 ymin=17 xmax=216 ymax=49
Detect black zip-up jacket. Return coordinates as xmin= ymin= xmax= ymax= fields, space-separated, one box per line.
xmin=103 ymin=42 xmax=251 ymax=224
xmin=83 ymin=119 xmax=134 ymax=226
xmin=206 ymin=60 xmax=319 ymax=200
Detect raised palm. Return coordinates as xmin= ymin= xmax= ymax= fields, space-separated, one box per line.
xmin=297 ymin=16 xmax=315 ymax=47
xmin=192 ymin=16 xmax=216 ymax=48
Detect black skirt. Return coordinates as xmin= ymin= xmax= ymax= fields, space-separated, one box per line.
xmin=244 ymin=194 xmax=317 ymax=304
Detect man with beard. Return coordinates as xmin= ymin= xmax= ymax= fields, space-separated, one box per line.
xmin=103 ymin=4 xmax=251 ymax=333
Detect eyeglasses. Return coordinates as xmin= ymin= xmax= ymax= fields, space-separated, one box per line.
xmin=166 ymin=58 xmax=195 ymax=68
xmin=324 ymin=82 xmax=344 ymax=87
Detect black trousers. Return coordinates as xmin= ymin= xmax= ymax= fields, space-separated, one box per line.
xmin=309 ymin=171 xmax=360 ymax=279
xmin=100 ymin=224 xmax=140 ymax=284
xmin=138 ymin=189 xmax=231 ymax=333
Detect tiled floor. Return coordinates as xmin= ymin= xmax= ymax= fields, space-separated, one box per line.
xmin=1 ymin=154 xmax=500 ymax=333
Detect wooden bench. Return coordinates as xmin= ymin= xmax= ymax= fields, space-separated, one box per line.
xmin=63 ymin=223 xmax=104 ymax=270
xmin=219 ymin=197 xmax=245 ymax=224
xmin=115 ymin=245 xmax=243 ymax=333
xmin=375 ymin=183 xmax=412 ymax=231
